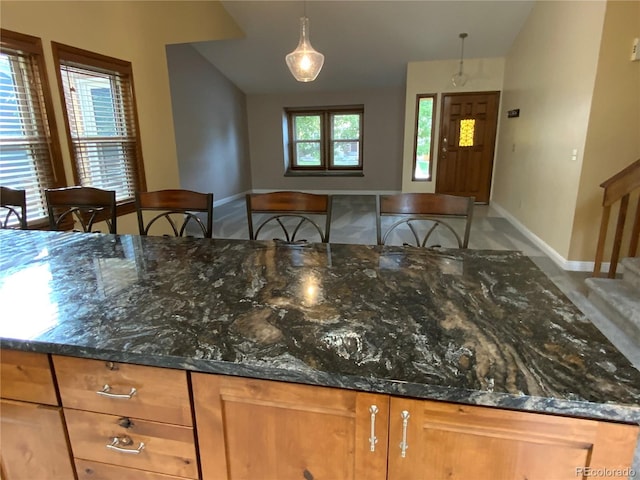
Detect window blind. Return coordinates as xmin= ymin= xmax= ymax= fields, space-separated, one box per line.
xmin=0 ymin=40 xmax=59 ymax=224
xmin=57 ymin=56 xmax=141 ymax=203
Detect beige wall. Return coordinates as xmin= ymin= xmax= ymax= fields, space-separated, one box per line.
xmin=401 ymin=57 xmax=505 ymax=193
xmin=0 ymin=1 xmax=242 ymax=233
xmin=247 ymin=88 xmax=404 ymax=192
xmin=569 ymin=0 xmax=640 ymax=262
xmin=491 ymin=0 xmax=606 ymax=262
xmin=167 ymin=44 xmax=252 ymax=204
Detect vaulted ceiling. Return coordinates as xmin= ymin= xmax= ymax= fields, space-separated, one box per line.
xmin=192 ymin=0 xmax=535 ymax=95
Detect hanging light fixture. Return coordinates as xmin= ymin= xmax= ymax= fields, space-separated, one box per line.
xmin=451 ymin=32 xmax=469 ymax=87
xmin=285 ymin=6 xmax=324 ymax=82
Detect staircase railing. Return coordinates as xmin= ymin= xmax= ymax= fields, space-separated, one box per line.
xmin=593 ymin=158 xmax=640 ymax=277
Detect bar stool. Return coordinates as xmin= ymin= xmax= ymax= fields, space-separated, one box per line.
xmin=376 ymin=193 xmax=474 ymax=248
xmin=135 ymin=189 xmax=214 ymax=238
xmin=46 ymin=186 xmax=117 ymax=233
xmin=246 ymin=191 xmax=332 ymax=243
xmin=0 ymin=186 xmax=27 ymax=229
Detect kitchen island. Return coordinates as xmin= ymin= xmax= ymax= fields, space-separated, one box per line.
xmin=1 ymin=229 xmax=639 ymax=479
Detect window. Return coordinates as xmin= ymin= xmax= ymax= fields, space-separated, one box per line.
xmin=286 ymin=106 xmax=363 ymax=173
xmin=412 ymin=94 xmax=436 ymax=181
xmin=0 ymin=29 xmax=65 ymax=225
xmin=52 ymin=43 xmax=146 ymax=205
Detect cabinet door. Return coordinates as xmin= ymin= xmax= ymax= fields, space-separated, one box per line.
xmin=0 ymin=350 xmax=58 ymax=405
xmin=192 ymin=374 xmax=389 ymax=480
xmin=387 ymin=397 xmax=639 ymax=480
xmin=0 ymin=399 xmax=75 ymax=480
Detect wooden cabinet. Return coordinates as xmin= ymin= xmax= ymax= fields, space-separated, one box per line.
xmin=75 ymin=459 xmax=191 ymax=480
xmin=0 ymin=350 xmax=75 ymax=480
xmin=53 ymin=355 xmax=197 ymax=479
xmin=65 ymin=409 xmax=198 ymax=478
xmin=387 ymin=397 xmax=639 ymax=480
xmin=191 ymin=373 xmax=389 ymax=480
xmin=193 ymin=373 xmax=639 ymax=480
xmin=1 ymin=351 xmax=638 ymax=480
xmin=0 ymin=349 xmax=58 ymax=405
xmin=53 ymin=356 xmax=192 ymax=425
xmin=1 ymin=399 xmax=76 ymax=480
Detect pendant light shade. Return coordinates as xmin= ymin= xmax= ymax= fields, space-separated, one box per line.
xmin=286 ymin=16 xmax=324 ymax=82
xmin=451 ymin=32 xmax=469 ymax=87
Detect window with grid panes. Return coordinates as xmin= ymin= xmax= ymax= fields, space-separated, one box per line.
xmin=0 ymin=29 xmax=65 ymax=225
xmin=286 ymin=106 xmax=363 ymax=173
xmin=52 ymin=43 xmax=146 ymax=204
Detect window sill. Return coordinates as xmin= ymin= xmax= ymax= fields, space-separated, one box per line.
xmin=285 ymin=170 xmax=364 ymax=178
xmin=116 ymin=199 xmax=136 ymax=216
xmin=26 ymin=218 xmax=53 ymax=230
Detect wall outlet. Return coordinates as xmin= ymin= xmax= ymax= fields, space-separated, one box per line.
xmin=632 ymin=38 xmax=640 ymax=62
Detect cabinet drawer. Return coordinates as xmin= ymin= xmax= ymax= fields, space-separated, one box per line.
xmin=0 ymin=349 xmax=58 ymax=405
xmin=66 ymin=409 xmax=198 ymax=479
xmin=53 ymin=356 xmax=192 ymax=426
xmin=76 ymin=459 xmax=191 ymax=480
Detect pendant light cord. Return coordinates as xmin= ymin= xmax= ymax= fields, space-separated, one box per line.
xmin=458 ymin=33 xmax=467 ymax=75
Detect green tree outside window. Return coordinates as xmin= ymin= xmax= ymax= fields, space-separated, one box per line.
xmin=414 ymin=95 xmax=435 ymax=181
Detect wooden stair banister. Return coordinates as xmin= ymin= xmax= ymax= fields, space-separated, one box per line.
xmin=593 ymin=158 xmax=640 ymax=277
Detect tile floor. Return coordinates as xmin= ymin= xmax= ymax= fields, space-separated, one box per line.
xmin=213 ymin=194 xmax=639 ymax=370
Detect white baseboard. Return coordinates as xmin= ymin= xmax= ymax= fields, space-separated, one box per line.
xmin=216 ymin=189 xmax=400 ymax=206
xmin=565 ymin=259 xmax=611 ymax=273
xmin=250 ymin=189 xmax=401 ymax=196
xmin=213 ymin=191 xmax=250 ymax=207
xmin=214 ymin=189 xmax=401 ymax=207
xmin=491 ymin=202 xmax=610 ymax=273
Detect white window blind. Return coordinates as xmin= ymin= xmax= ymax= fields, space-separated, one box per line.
xmin=0 ymin=37 xmax=59 ymax=224
xmin=58 ymin=59 xmax=140 ymax=202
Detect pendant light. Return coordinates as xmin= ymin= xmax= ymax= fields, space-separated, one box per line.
xmin=451 ymin=33 xmax=469 ymax=87
xmin=285 ymin=5 xmax=324 ymax=82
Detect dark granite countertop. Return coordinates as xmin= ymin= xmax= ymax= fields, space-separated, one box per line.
xmin=1 ymin=229 xmax=639 ymax=424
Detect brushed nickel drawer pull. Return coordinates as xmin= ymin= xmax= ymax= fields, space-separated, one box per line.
xmin=107 ymin=435 xmax=145 ymax=454
xmin=399 ymin=410 xmax=410 ymax=458
xmin=369 ymin=405 xmax=379 ymax=452
xmin=96 ymin=384 xmax=137 ymax=399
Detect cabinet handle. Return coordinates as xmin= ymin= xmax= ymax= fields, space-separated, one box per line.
xmin=96 ymin=384 xmax=137 ymax=399
xmin=399 ymin=410 xmax=410 ymax=458
xmin=368 ymin=405 xmax=379 ymax=452
xmin=106 ymin=435 xmax=145 ymax=454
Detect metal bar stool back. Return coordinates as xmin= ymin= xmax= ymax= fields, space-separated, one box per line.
xmin=46 ymin=186 xmax=117 ymax=233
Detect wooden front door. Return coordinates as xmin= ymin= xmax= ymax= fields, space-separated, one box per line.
xmin=436 ymin=92 xmax=500 ymax=203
